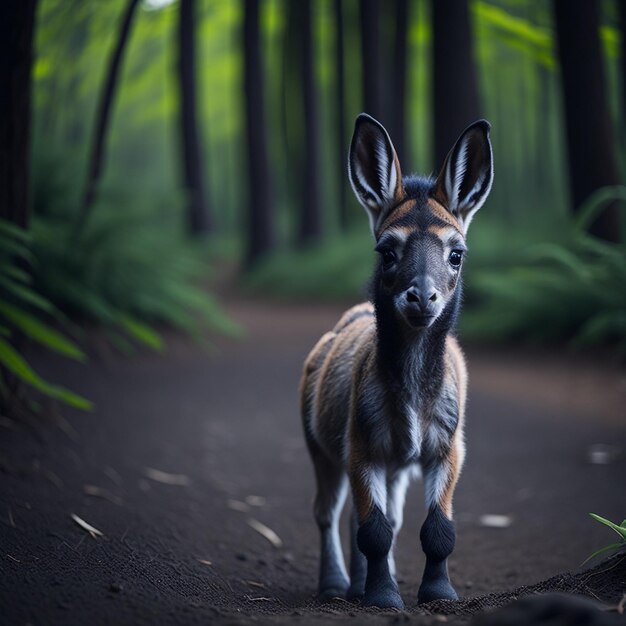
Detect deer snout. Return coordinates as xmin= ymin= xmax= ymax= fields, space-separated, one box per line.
xmin=401 ymin=283 xmax=440 ymax=326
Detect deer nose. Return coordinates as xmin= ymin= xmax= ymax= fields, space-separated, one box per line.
xmin=405 ymin=286 xmax=437 ymax=304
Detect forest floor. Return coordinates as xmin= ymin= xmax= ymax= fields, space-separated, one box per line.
xmin=1 ymin=296 xmax=626 ymax=625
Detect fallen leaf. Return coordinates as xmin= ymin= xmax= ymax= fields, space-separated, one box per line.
xmin=71 ymin=513 xmax=104 ymax=538
xmin=143 ymin=467 xmax=190 ymax=486
xmin=479 ymin=514 xmax=513 ymax=529
xmin=247 ymin=518 xmax=283 ymax=548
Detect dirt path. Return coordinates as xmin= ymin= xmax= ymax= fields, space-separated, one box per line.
xmin=1 ymin=297 xmax=625 ymax=624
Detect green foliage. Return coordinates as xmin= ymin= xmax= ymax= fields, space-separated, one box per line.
xmin=244 ymin=232 xmax=373 ymax=302
xmin=583 ymin=513 xmax=626 ymax=565
xmin=0 ymin=220 xmax=91 ymax=411
xmin=30 ymin=202 xmax=240 ymax=347
xmin=461 ymin=187 xmax=626 ymax=351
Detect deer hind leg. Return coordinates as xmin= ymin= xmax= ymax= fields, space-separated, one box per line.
xmin=349 ymin=463 xmax=404 ymax=609
xmin=417 ymin=432 xmax=465 ymax=604
xmin=311 ymin=449 xmax=349 ymax=601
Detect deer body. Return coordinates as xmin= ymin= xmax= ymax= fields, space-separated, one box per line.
xmin=301 ymin=114 xmax=493 ymax=608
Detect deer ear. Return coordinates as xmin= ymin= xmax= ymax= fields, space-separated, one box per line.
xmin=434 ymin=120 xmax=493 ymax=233
xmin=348 ymin=113 xmax=405 ymax=237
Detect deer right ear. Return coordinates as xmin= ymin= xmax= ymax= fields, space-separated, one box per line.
xmin=348 ymin=113 xmax=405 ymax=237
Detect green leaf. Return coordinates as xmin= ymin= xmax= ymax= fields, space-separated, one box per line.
xmin=119 ymin=315 xmax=163 ymax=351
xmin=0 ymin=337 xmax=92 ymax=411
xmin=574 ymin=186 xmax=626 ymax=232
xmin=0 ymin=219 xmax=30 ymax=242
xmin=0 ymin=265 xmax=33 ymax=284
xmin=0 ymin=302 xmax=85 ymax=361
xmin=581 ymin=542 xmax=626 ymax=566
xmin=590 ymin=513 xmax=626 ymax=540
xmin=0 ymin=276 xmax=56 ymax=314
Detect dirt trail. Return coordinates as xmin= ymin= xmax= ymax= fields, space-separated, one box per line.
xmin=1 ymin=297 xmax=625 ymax=624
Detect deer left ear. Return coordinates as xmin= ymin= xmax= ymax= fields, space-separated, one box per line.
xmin=434 ymin=120 xmax=493 ymax=233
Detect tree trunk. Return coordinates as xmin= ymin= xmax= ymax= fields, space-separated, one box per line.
xmin=77 ymin=0 xmax=140 ymax=234
xmin=360 ymin=0 xmax=383 ymax=120
xmin=179 ymin=0 xmax=212 ymax=235
xmin=243 ymin=0 xmax=275 ymax=266
xmin=432 ymin=0 xmax=480 ymax=170
xmin=553 ymin=0 xmax=621 ymax=240
xmin=334 ymin=0 xmax=348 ymax=231
xmin=617 ymin=0 xmax=626 ymax=150
xmin=0 ymin=0 xmax=37 ymax=228
xmin=389 ymin=0 xmax=408 ymax=165
xmin=296 ymin=0 xmax=322 ymax=245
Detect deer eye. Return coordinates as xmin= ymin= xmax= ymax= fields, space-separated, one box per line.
xmin=380 ymin=249 xmax=396 ymax=269
xmin=449 ymin=250 xmax=463 ymax=267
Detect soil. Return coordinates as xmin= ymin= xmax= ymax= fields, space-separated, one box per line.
xmin=1 ymin=296 xmax=625 ymax=625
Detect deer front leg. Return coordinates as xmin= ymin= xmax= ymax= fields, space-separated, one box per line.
xmin=349 ymin=463 xmax=404 ymax=609
xmin=417 ymin=434 xmax=464 ymax=604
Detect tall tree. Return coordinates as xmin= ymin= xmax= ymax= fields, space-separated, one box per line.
xmin=617 ymin=0 xmax=626 ymax=148
xmin=0 ymin=0 xmax=37 ymax=228
xmin=243 ymin=0 xmax=275 ymax=265
xmin=432 ymin=0 xmax=480 ymax=169
xmin=296 ymin=0 xmax=322 ymax=244
xmin=179 ymin=0 xmax=212 ymax=235
xmin=389 ymin=0 xmax=409 ymax=165
xmin=553 ymin=0 xmax=621 ymax=241
xmin=360 ymin=0 xmax=383 ymax=120
xmin=77 ymin=0 xmax=140 ymax=233
xmin=334 ymin=0 xmax=348 ymax=230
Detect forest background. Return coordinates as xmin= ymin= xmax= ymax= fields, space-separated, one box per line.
xmin=1 ymin=0 xmax=625 ymax=412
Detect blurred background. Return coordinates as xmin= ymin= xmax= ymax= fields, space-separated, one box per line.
xmin=1 ymin=0 xmax=625 ymax=411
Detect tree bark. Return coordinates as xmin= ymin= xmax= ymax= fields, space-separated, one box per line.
xmin=334 ymin=0 xmax=348 ymax=230
xmin=432 ymin=0 xmax=480 ymax=170
xmin=243 ymin=0 xmax=275 ymax=266
xmin=0 ymin=0 xmax=37 ymax=228
xmin=179 ymin=0 xmax=212 ymax=235
xmin=553 ymin=0 xmax=621 ymax=240
xmin=77 ymin=0 xmax=140 ymax=234
xmin=389 ymin=0 xmax=408 ymax=165
xmin=360 ymin=0 xmax=383 ymax=120
xmin=296 ymin=0 xmax=322 ymax=245
xmin=618 ymin=0 xmax=626 ymax=144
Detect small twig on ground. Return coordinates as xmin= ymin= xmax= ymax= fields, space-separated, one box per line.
xmin=6 ymin=554 xmax=20 ymax=563
xmin=246 ymin=580 xmax=266 ymax=589
xmin=247 ymin=518 xmax=283 ymax=548
xmin=244 ymin=595 xmax=272 ymax=602
xmin=143 ymin=467 xmax=190 ymax=486
xmin=7 ymin=506 xmax=15 ymax=528
xmin=70 ymin=513 xmax=104 ymax=538
xmin=197 ymin=559 xmax=212 ymax=566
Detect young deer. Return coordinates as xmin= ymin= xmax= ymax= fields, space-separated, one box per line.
xmin=300 ymin=114 xmax=493 ymax=609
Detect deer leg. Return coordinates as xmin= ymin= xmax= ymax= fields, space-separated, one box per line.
xmin=347 ymin=507 xmax=367 ymax=599
xmin=386 ymin=468 xmax=411 ymax=580
xmin=311 ymin=452 xmax=349 ymax=601
xmin=417 ymin=435 xmax=464 ymax=604
xmin=350 ymin=463 xmax=404 ymax=609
